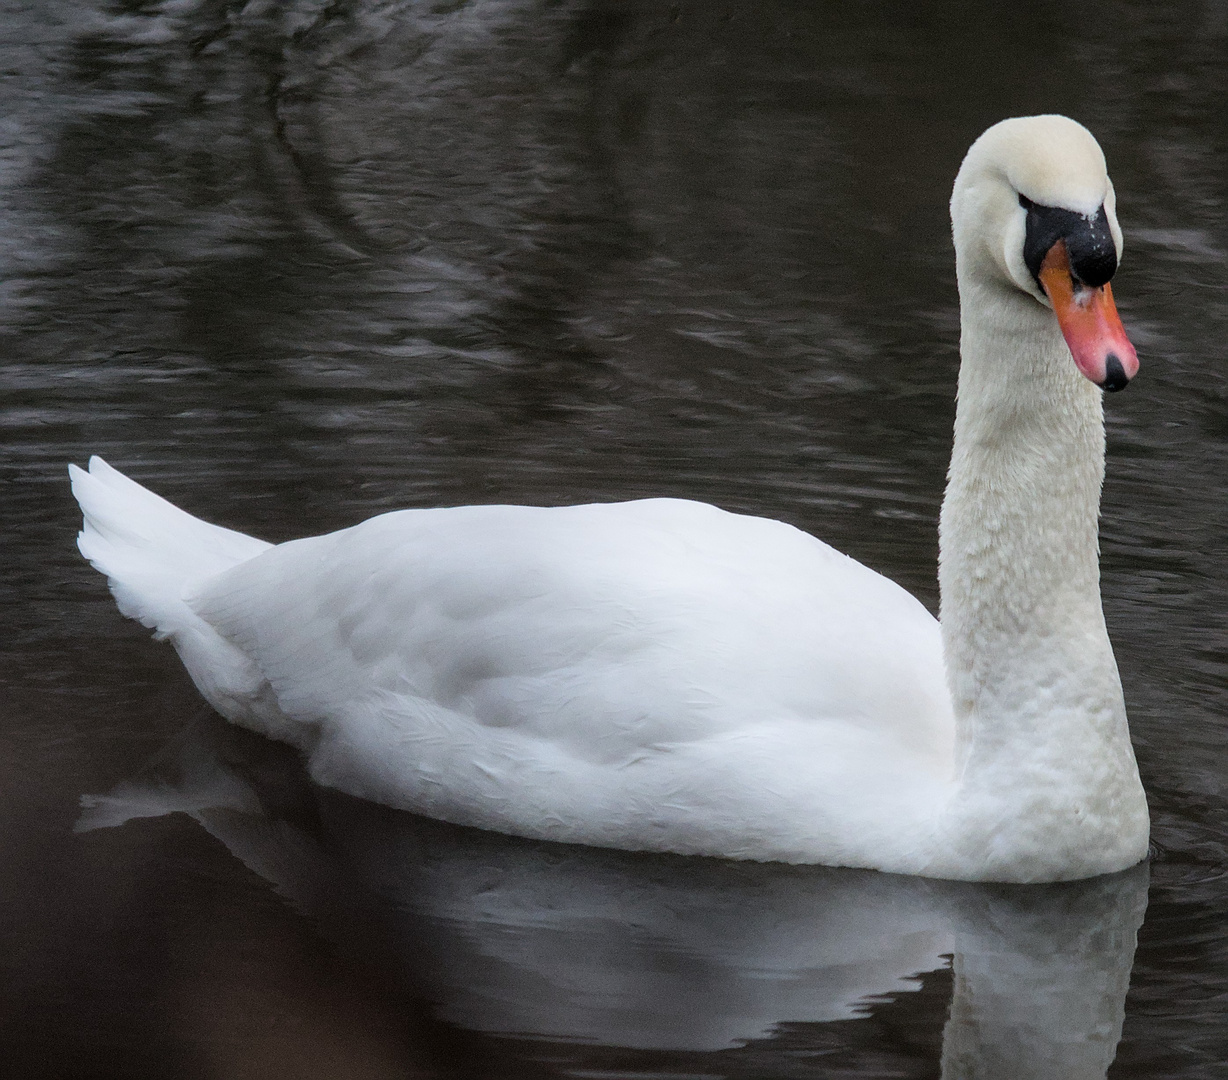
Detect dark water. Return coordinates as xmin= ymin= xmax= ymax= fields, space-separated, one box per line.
xmin=3 ymin=1 xmax=1227 ymax=1076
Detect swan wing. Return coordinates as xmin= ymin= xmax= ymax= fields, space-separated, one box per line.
xmin=187 ymin=498 xmax=954 ymax=851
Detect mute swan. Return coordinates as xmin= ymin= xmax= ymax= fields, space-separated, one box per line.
xmin=71 ymin=115 xmax=1150 ymax=883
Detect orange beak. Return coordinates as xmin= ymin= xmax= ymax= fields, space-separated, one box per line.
xmin=1038 ymin=240 xmax=1138 ymax=391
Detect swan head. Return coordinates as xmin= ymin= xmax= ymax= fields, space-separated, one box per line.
xmin=951 ymin=115 xmax=1138 ymax=391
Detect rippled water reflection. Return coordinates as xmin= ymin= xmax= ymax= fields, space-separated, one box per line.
xmin=3 ymin=1 xmax=1227 ymax=1076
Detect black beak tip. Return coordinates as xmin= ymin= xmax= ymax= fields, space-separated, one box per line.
xmin=1101 ymin=354 xmax=1130 ymax=393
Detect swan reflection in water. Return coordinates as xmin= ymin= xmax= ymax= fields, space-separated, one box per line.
xmin=78 ymin=717 xmax=1147 ymax=1078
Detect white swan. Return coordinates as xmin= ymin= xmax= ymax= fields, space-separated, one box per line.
xmin=70 ymin=115 xmax=1150 ymax=883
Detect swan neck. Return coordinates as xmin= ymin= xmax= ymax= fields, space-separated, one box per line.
xmin=940 ymin=289 xmax=1111 ymax=734
xmin=929 ymin=283 xmax=1148 ymax=879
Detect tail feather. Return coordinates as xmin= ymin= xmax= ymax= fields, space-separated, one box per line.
xmin=72 ymin=456 xmax=295 ymax=734
xmin=70 ymin=456 xmax=271 ymax=639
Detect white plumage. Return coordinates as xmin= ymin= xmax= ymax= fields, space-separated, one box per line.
xmin=71 ymin=115 xmax=1150 ymax=882
xmin=72 ymin=466 xmax=953 ymax=863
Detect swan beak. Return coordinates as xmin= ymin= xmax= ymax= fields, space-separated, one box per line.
xmin=1038 ymin=240 xmax=1139 ymax=392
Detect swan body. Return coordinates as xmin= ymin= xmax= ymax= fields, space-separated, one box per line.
xmin=71 ymin=116 xmax=1150 ymax=882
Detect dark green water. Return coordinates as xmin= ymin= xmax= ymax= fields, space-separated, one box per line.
xmin=3 ymin=1 xmax=1227 ymax=1076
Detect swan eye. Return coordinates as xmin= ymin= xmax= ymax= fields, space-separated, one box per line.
xmin=1018 ymin=193 xmax=1035 ymax=210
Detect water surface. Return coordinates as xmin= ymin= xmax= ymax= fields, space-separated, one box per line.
xmin=3 ymin=1 xmax=1227 ymax=1076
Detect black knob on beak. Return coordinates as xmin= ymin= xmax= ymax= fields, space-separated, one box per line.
xmin=1020 ymin=195 xmax=1117 ymax=289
